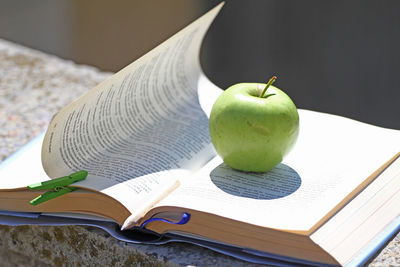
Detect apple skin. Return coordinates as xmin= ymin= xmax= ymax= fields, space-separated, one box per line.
xmin=209 ymin=83 xmax=299 ymax=172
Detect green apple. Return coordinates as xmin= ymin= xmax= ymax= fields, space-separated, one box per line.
xmin=209 ymin=77 xmax=299 ymax=172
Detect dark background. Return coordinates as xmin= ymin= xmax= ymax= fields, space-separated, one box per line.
xmin=1 ymin=0 xmax=400 ymax=128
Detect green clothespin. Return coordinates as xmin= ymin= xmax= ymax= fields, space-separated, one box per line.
xmin=28 ymin=170 xmax=88 ymax=206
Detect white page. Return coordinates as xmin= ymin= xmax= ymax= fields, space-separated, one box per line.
xmin=157 ymin=109 xmax=400 ymax=231
xmin=40 ymin=4 xmax=223 ymax=218
xmin=0 ymin=132 xmax=49 ymax=189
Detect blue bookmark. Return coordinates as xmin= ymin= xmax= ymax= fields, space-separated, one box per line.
xmin=140 ymin=213 xmax=190 ymax=229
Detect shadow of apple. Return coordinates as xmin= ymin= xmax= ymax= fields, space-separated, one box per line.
xmin=210 ymin=163 xmax=301 ymax=200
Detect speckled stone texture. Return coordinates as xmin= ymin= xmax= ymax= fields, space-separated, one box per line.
xmin=0 ymin=38 xmax=399 ymax=266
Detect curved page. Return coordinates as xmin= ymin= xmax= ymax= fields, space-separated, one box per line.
xmin=41 ymin=4 xmax=223 ymax=218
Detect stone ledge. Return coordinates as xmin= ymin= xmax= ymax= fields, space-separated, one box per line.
xmin=0 ymin=225 xmax=167 ymax=266
xmin=0 ymin=38 xmax=399 ymax=266
xmin=0 ymin=224 xmax=254 ymax=266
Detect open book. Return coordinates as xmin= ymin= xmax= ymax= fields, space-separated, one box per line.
xmin=1 ymin=3 xmax=400 ymax=266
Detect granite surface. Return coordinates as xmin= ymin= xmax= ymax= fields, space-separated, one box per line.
xmin=0 ymin=38 xmax=399 ymax=266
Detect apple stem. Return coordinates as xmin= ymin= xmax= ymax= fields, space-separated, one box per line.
xmin=260 ymin=76 xmax=277 ymax=98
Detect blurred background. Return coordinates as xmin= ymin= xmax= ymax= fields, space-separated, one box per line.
xmin=1 ymin=0 xmax=399 ymax=128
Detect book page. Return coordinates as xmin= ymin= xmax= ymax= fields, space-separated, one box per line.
xmin=310 ymin=154 xmax=400 ymax=265
xmin=156 ymin=109 xmax=400 ymax=231
xmin=41 ymin=4 xmax=223 ymax=215
xmin=0 ymin=133 xmax=50 ymax=189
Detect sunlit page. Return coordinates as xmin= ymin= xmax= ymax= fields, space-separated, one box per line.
xmin=158 ymin=109 xmax=400 ymax=231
